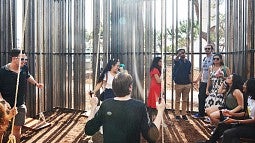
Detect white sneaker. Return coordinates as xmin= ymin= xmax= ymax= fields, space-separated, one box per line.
xmin=211 ymin=127 xmax=216 ymax=135
xmin=99 ymin=126 xmax=103 ymax=134
xmin=204 ymin=117 xmax=211 ymax=123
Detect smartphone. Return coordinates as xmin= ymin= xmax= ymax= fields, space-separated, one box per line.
xmin=158 ymin=97 xmax=162 ymax=104
xmin=222 ymin=117 xmax=229 ymax=122
xmin=89 ymin=91 xmax=94 ymax=97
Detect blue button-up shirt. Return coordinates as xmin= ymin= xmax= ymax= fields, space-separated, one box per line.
xmin=172 ymin=58 xmax=191 ymax=84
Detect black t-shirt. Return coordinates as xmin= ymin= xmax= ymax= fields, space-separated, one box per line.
xmin=0 ymin=64 xmax=30 ymax=107
xmin=85 ymin=98 xmax=159 ymax=143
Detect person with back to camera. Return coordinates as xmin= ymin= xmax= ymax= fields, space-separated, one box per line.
xmin=197 ymin=78 xmax=255 ymax=143
xmin=172 ymin=48 xmax=192 ymax=121
xmin=147 ymin=57 xmax=162 ymax=121
xmin=90 ymin=59 xmax=120 ymax=101
xmin=192 ymin=44 xmax=214 ymax=119
xmin=85 ymin=73 xmax=166 ymax=143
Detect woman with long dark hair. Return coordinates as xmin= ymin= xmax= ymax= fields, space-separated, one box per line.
xmin=197 ymin=78 xmax=255 ymax=143
xmin=221 ymin=78 xmax=255 ymax=142
xmin=92 ymin=59 xmax=120 ymax=101
xmin=205 ymin=53 xmax=231 ymax=108
xmin=147 ymin=57 xmax=162 ymax=120
xmin=206 ymin=73 xmax=244 ymax=125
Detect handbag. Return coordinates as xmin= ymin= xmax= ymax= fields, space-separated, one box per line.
xmin=99 ymin=72 xmax=108 ymax=101
xmin=99 ymin=91 xmax=105 ymax=101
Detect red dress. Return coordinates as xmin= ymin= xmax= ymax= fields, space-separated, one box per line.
xmin=147 ymin=68 xmax=161 ymax=109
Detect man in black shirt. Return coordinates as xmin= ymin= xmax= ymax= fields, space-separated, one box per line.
xmin=85 ymin=73 xmax=165 ymax=143
xmin=0 ymin=49 xmax=44 ymax=143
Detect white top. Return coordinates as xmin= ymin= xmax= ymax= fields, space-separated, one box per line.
xmin=201 ymin=55 xmax=214 ymax=83
xmin=103 ymin=71 xmax=116 ymax=89
xmin=247 ymin=97 xmax=255 ymax=118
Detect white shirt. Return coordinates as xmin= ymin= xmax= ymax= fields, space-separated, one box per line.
xmin=247 ymin=97 xmax=255 ymax=118
xmin=201 ymin=55 xmax=213 ymax=83
xmin=103 ymin=71 xmax=116 ymax=89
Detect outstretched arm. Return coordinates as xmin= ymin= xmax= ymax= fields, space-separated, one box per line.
xmin=86 ymin=96 xmax=98 ymax=121
xmin=27 ymin=76 xmax=44 ymax=89
xmin=141 ymin=98 xmax=165 ymax=142
xmin=84 ymin=96 xmax=102 ymax=136
xmin=153 ymin=98 xmax=166 ymax=129
xmin=224 ymin=117 xmax=255 ymax=125
xmin=92 ymin=81 xmax=103 ymax=94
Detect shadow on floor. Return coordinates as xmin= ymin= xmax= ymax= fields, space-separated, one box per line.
xmin=3 ymin=108 xmax=212 ymax=143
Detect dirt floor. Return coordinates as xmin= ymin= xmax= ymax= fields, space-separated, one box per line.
xmin=2 ymin=108 xmax=212 ymax=143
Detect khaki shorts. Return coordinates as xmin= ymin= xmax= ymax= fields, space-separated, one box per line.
xmin=14 ymin=104 xmax=27 ymax=126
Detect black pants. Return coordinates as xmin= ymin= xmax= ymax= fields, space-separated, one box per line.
xmin=222 ymin=125 xmax=255 ymax=143
xmin=101 ymin=88 xmax=115 ymax=101
xmin=209 ymin=122 xmax=233 ymax=143
xmin=198 ymin=82 xmax=207 ymax=116
xmin=147 ymin=107 xmax=158 ymax=122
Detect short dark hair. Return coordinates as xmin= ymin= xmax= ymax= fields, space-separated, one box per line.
xmin=10 ymin=49 xmax=25 ymax=57
xmin=112 ymin=73 xmax=133 ymax=97
xmin=206 ymin=44 xmax=214 ymax=50
xmin=177 ymin=48 xmax=185 ymax=54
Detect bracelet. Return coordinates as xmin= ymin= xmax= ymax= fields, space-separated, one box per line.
xmin=34 ymin=83 xmax=38 ymax=86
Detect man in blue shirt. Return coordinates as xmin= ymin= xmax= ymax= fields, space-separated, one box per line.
xmin=173 ymin=48 xmax=192 ymax=121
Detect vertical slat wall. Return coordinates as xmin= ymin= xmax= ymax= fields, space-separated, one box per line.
xmin=22 ymin=0 xmax=90 ymax=117
xmin=0 ymin=0 xmax=11 ymax=65
xmin=224 ymin=0 xmax=253 ymax=78
xmin=247 ymin=0 xmax=255 ymax=78
xmin=144 ymin=1 xmax=153 ymax=105
xmin=0 ymin=0 xmax=255 ymax=117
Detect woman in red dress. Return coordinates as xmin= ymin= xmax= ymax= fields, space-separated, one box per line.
xmin=147 ymin=57 xmax=162 ymax=121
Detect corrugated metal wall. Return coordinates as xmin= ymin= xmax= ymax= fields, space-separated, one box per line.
xmin=0 ymin=0 xmax=254 ymax=117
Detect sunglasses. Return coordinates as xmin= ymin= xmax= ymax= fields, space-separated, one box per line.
xmin=213 ymin=58 xmax=220 ymax=61
xmin=21 ymin=58 xmax=28 ymax=61
xmin=205 ymin=48 xmax=211 ymax=50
